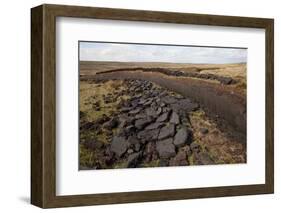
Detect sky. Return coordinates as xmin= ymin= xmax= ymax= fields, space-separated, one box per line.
xmin=79 ymin=42 xmax=247 ymax=64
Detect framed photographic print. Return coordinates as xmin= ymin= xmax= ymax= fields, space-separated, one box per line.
xmin=31 ymin=4 xmax=274 ymax=208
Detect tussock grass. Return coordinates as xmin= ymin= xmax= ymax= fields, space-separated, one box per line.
xmin=189 ymin=110 xmax=246 ymax=164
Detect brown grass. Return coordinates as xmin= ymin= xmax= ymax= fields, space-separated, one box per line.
xmin=80 ymin=61 xmax=246 ymax=92
xmin=189 ymin=110 xmax=246 ymax=164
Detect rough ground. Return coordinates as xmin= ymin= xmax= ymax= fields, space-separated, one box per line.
xmin=79 ymin=79 xmax=246 ymax=170
xmin=90 ymin=70 xmax=246 ymax=138
xmin=80 ymin=61 xmax=246 ymax=95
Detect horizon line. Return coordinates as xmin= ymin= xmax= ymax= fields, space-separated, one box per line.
xmin=79 ymin=60 xmax=247 ymax=65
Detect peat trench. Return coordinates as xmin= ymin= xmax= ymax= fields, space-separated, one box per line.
xmin=88 ymin=70 xmax=246 ymax=143
xmin=96 ymin=67 xmax=236 ymax=85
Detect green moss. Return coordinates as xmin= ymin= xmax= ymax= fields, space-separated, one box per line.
xmin=80 ymin=80 xmax=130 ymax=123
xmin=80 ymin=131 xmax=96 ymax=144
xmin=188 ymin=154 xmax=194 ymax=165
xmin=190 ymin=110 xmax=205 ymax=118
xmin=79 ymin=144 xmax=96 ymax=168
xmin=141 ymin=160 xmax=160 ymax=168
xmin=113 ymin=161 xmax=128 ymax=169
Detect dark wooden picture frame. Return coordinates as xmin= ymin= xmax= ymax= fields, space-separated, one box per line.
xmin=31 ymin=4 xmax=274 ymax=208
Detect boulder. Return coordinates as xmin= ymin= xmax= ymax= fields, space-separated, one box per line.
xmin=162 ymin=107 xmax=172 ymax=113
xmin=170 ymin=99 xmax=199 ymax=112
xmin=138 ymin=98 xmax=146 ymax=105
xmin=127 ymin=136 xmax=141 ymax=151
xmin=133 ymin=93 xmax=142 ymax=99
xmin=134 ymin=113 xmax=147 ymax=119
xmin=169 ymin=111 xmax=180 ymax=124
xmin=169 ymin=151 xmax=188 ymax=166
xmin=137 ymin=128 xmax=160 ymax=142
xmin=218 ymin=76 xmax=233 ymax=85
xmin=144 ymin=142 xmax=156 ymax=162
xmin=134 ymin=143 xmax=141 ymax=152
xmin=155 ymin=98 xmax=161 ymax=103
xmin=145 ymin=107 xmax=158 ymax=118
xmin=130 ymin=99 xmax=140 ymax=108
xmin=120 ymin=106 xmax=134 ymax=113
xmin=156 ymin=138 xmax=176 ymax=159
xmin=145 ymin=142 xmax=156 ymax=155
xmin=103 ymin=117 xmax=119 ymax=130
xmin=124 ymin=125 xmax=135 ymax=135
xmin=116 ymin=128 xmax=126 ymax=137
xmin=127 ymin=152 xmax=142 ymax=168
xmin=158 ymin=124 xmax=175 ymax=140
xmin=134 ymin=118 xmax=153 ymax=130
xmin=143 ymin=99 xmax=153 ymax=106
xmin=110 ymin=136 xmax=129 ymax=157
xmin=145 ymin=122 xmax=165 ymax=130
xmin=118 ymin=115 xmax=134 ymax=128
xmin=162 ymin=96 xmax=178 ymax=104
xmin=127 ymin=149 xmax=134 ymax=154
xmin=127 ymin=136 xmax=139 ymax=145
xmin=151 ymin=102 xmax=157 ymax=109
xmin=180 ymin=99 xmax=199 ymax=112
xmin=156 ymin=107 xmax=162 ymax=115
xmin=156 ymin=112 xmax=170 ymax=122
xmin=173 ymin=127 xmax=191 ymax=147
xmin=129 ymin=108 xmax=142 ymax=115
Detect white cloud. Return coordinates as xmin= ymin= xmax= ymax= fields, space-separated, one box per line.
xmin=79 ymin=42 xmax=247 ymax=64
